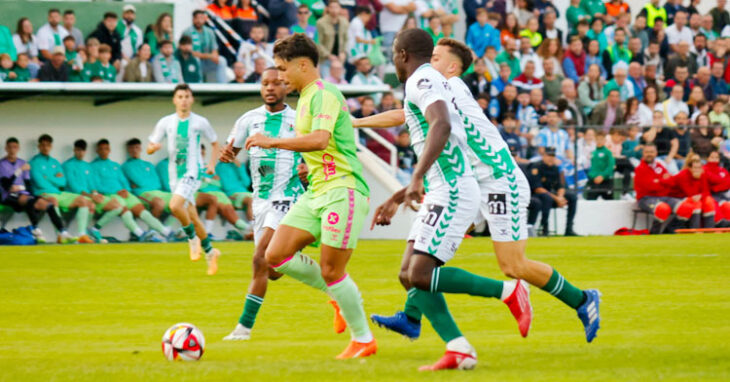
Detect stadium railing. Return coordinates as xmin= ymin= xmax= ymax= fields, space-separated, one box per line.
xmin=354 ymin=127 xmax=399 ymax=176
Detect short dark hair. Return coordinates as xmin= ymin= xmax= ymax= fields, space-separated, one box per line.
xmin=74 ymin=139 xmax=87 ymax=150
xmin=159 ymin=39 xmax=172 ymax=48
xmin=608 ymin=89 xmax=620 ymax=95
xmin=355 ymin=6 xmax=372 ymax=15
xmin=126 ymin=138 xmax=142 ymax=146
xmin=644 ymin=142 xmax=657 ymax=149
xmin=654 ymin=17 xmax=664 ymax=24
xmin=6 ymin=137 xmax=19 ymax=145
xmin=193 ymin=10 xmax=205 ymax=18
xmin=63 ymin=10 xmax=74 ymax=16
xmin=437 ymin=38 xmax=473 ymax=74
xmin=173 ymin=83 xmax=192 ymax=96
xmin=502 ymin=112 xmax=516 ymax=121
xmin=361 ymin=95 xmax=374 ymax=104
xmin=273 ymin=34 xmax=319 ymax=66
xmin=298 ymin=4 xmax=309 ymax=10
xmin=694 ymin=33 xmax=706 ymax=41
xmin=48 ymin=9 xmax=60 ymax=15
xmin=63 ymin=35 xmax=75 ymax=42
xmin=103 ymin=12 xmax=117 ymax=20
xmin=394 ymin=29 xmax=434 ymax=61
xmin=179 ymin=35 xmax=193 ymax=46
xmin=97 ymin=139 xmax=110 ymax=147
xmin=38 ymin=134 xmax=53 ymax=144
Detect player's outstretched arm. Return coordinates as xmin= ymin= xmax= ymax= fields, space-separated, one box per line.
xmin=146 ymin=142 xmax=162 ymax=155
xmin=219 ymin=141 xmax=242 ymax=163
xmin=245 ymin=130 xmax=331 ymax=152
xmin=351 ymin=109 xmax=406 ymax=129
xmin=404 ymin=100 xmax=451 ymax=207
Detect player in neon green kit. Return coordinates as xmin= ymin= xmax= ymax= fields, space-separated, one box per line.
xmin=243 ymin=34 xmax=376 ymax=359
xmin=122 ymin=138 xmax=174 ymax=221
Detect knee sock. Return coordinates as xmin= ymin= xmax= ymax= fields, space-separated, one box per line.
xmin=201 ymin=236 xmax=214 ymax=254
xmin=45 ymin=205 xmax=65 ymax=232
xmin=182 ymin=223 xmax=196 ymax=240
xmin=139 ymin=210 xmax=170 ymax=235
xmin=541 ymin=269 xmax=585 ymax=309
xmin=121 ymin=210 xmax=144 ymax=237
xmin=328 ymin=275 xmax=372 ymax=343
xmin=95 ymin=207 xmax=122 ymax=229
xmin=76 ymin=207 xmax=89 ymax=235
xmin=238 ymin=294 xmax=263 ymax=329
xmin=272 ymin=252 xmax=328 ymax=292
xmin=403 ymin=288 xmax=423 ymax=321
xmin=234 ymin=219 xmax=249 ymax=231
xmin=406 ymin=288 xmax=462 ymax=343
xmin=204 ymin=219 xmax=215 ymax=234
xmin=25 ymin=203 xmax=41 ymax=226
xmin=431 ymin=267 xmax=503 ymax=298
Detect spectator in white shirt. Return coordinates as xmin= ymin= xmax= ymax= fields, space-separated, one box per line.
xmin=118 ymin=5 xmax=143 ymax=61
xmin=666 ymin=11 xmax=693 ymax=52
xmin=36 ymin=9 xmax=69 ymax=61
xmin=12 ymin=17 xmax=41 ymax=79
xmin=380 ymin=0 xmax=417 ymax=60
xmin=324 ymin=57 xmax=348 ymax=84
xmin=236 ymin=23 xmax=274 ymax=77
xmin=661 ymin=85 xmax=690 ymax=127
xmin=346 ymin=7 xmax=376 ymax=65
xmin=350 ymin=57 xmax=385 ymax=104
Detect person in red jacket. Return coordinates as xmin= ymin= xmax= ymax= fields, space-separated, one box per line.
xmin=668 ymin=155 xmax=716 ymax=229
xmin=704 ymin=150 xmax=730 ymax=226
xmin=634 ymin=143 xmax=681 ymax=234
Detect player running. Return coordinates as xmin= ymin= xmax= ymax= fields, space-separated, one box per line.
xmin=357 ymin=35 xmax=601 ymax=368
xmin=243 ymin=34 xmax=375 ymax=359
xmin=147 ymin=84 xmax=221 ymax=275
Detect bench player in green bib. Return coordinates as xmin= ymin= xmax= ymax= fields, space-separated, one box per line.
xmin=147 ymin=84 xmax=222 ymax=275
xmin=242 ymin=34 xmax=376 ymax=359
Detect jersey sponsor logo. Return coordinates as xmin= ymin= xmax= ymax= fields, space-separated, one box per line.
xmin=422 ymin=204 xmax=445 ymax=227
xmin=488 ymin=193 xmax=507 ymax=215
xmin=314 ymin=114 xmax=332 ymax=120
xmin=417 ymin=78 xmax=432 ymax=90
xmin=327 ymin=212 xmax=340 ymax=225
xmin=322 ymin=153 xmax=336 ymax=180
xmin=271 ymin=200 xmax=291 ymax=213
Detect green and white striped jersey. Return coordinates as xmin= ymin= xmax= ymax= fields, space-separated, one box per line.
xmin=227 ymin=105 xmax=303 ymax=200
xmin=149 ymin=112 xmax=218 ymax=185
xmin=404 ymin=64 xmax=473 ymax=190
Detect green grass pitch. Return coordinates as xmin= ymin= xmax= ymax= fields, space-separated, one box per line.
xmin=2 ymin=234 xmax=729 ymax=381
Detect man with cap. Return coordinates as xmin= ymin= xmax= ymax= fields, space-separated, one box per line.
xmin=118 ymin=5 xmax=143 ymax=61
xmin=38 ymin=46 xmax=69 ymax=81
xmin=526 ymin=146 xmax=579 ymax=236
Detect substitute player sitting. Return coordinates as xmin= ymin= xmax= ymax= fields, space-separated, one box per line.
xmin=243 ymin=34 xmax=376 ymax=359
xmin=122 ymin=138 xmax=175 ymax=223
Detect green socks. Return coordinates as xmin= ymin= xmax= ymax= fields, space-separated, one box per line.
xmin=431 ymin=267 xmax=504 ymax=298
xmin=201 ymin=236 xmax=214 ymax=254
xmin=328 ymin=275 xmax=372 ymax=342
xmin=139 ymin=210 xmax=169 ymax=235
xmin=76 ymin=206 xmax=89 ymax=235
xmin=95 ymin=207 xmax=122 ymax=229
xmin=238 ymin=294 xmax=263 ymax=329
xmin=272 ymin=252 xmax=328 ymax=292
xmin=541 ymin=269 xmax=585 ymax=309
xmin=406 ymin=288 xmax=462 ymax=343
xmin=183 ymin=224 xmax=196 ymax=240
xmin=121 ymin=210 xmax=144 ymax=236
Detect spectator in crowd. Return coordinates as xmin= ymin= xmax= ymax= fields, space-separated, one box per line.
xmin=710 ymin=61 xmax=729 ymax=99
xmin=123 ymin=43 xmax=152 ymax=82
xmin=584 ymin=39 xmax=606 ymax=79
xmin=638 ymin=0 xmax=666 ymax=29
xmin=541 ymin=59 xmax=564 ymax=105
xmin=586 ymin=131 xmax=615 ymax=200
xmin=0 ymin=23 xmax=16 ymax=67
xmin=643 ymin=62 xmax=663 ymax=92
xmin=466 ymin=8 xmax=500 ymax=58
xmin=37 ymin=9 xmax=68 ymax=61
xmin=379 ymin=0 xmax=416 ymax=60
xmin=13 ymin=18 xmax=40 ymax=78
xmin=631 ymin=15 xmax=650 ymax=51
xmin=184 ymin=10 xmax=228 ymax=83
xmin=538 ymin=8 xmax=562 ymax=43
xmin=490 ymin=62 xmax=512 ymax=97
xmin=89 ymin=44 xmax=116 ymax=83
xmin=586 ymin=17 xmax=607 ymax=54
xmin=38 ymin=47 xmax=69 ymax=82
xmin=516 ymin=91 xmax=539 ymax=133
xmin=537 ymin=38 xmax=564 ymax=77
xmin=378 ymin=92 xmax=399 ymax=113
xmin=264 ymin=0 xmax=297 ymax=41
xmin=152 ymin=40 xmax=182 ymax=84
xmin=62 ymin=10 xmax=83 ymax=50
xmin=483 ymin=45 xmax=500 ymax=79
xmin=145 ymin=13 xmax=173 ymax=57
xmin=590 ymin=89 xmax=625 ymax=130
xmin=513 ymin=0 xmax=533 ymax=27
xmin=642 ymin=110 xmax=680 ymax=173
xmin=566 ymin=0 xmax=589 ymax=35
xmin=424 ymin=16 xmax=444 ymax=45
xmin=237 ymin=24 xmax=275 ymax=75
xmin=63 ymin=36 xmax=84 ymax=82
xmin=518 ymin=35 xmax=541 ymax=76
xmin=602 ymin=28 xmax=631 ymax=79
xmin=500 ymin=113 xmax=529 ymax=163
xmin=526 ymin=146 xmax=578 ymax=236
xmin=605 ymin=11 xmax=631 ymax=46
xmin=665 ymin=41 xmax=697 ymax=78
xmin=317 ymin=0 xmax=349 ymax=75
xmin=324 ymin=57 xmax=348 ymax=84
xmin=350 ymin=57 xmax=384 ymax=104
xmin=576 ymin=127 xmax=596 ymax=171
xmin=89 ymin=12 xmax=122 ymax=67
xmin=627 ymin=62 xmax=646 ymax=101
xmin=496 ymin=37 xmax=520 ymax=80
xmin=663 ymin=0 xmax=685 ymax=26
xmin=11 ymin=53 xmax=33 ymax=82
xmin=530 ymin=87 xmax=548 ymax=122
xmin=92 ymin=139 xmax=172 ymax=241
xmin=710 ymin=99 xmax=730 ymax=130
xmin=559 ymin=78 xmax=583 ymax=126
xmin=670 ymin=155 xmax=716 ymax=228
xmin=624 ymin=96 xmax=642 ymax=125
xmin=499 ymin=13 xmax=520 ymax=46
xmin=604 ymin=66 xmax=635 ymax=101
xmin=464 ymin=57 xmax=489 ymax=97
xmin=627 ymin=37 xmax=643 ymax=65
xmin=692 ymin=33 xmax=710 ymax=68
xmin=207 ymin=0 xmax=237 ymax=20
xmin=230 ymin=61 xmax=247 ymax=83
xmin=537 ymin=108 xmax=572 ymax=160
xmin=711 ymin=0 xmax=730 ymax=34
xmin=291 ymin=4 xmax=319 ymax=41
xmin=687 ymin=87 xmax=708 ymax=119
xmin=489 ymin=83 xmax=519 ymax=123
xmin=0 ymin=137 xmax=71 ymax=244
xmin=700 ymin=15 xmax=718 ymax=42
xmin=514 ymin=60 xmax=543 ymax=93
xmin=694 ymin=66 xmax=715 ymax=102
xmin=666 ymin=11 xmax=693 ymax=51
xmin=520 ymin=17 xmax=543 ymax=49
xmin=634 ymin=142 xmax=681 ymax=234
xmin=581 ymin=0 xmax=606 ymax=21
xmin=176 ymin=35 xmax=202 ymax=84
xmin=578 ymin=63 xmax=604 ymax=117
xmin=563 ymin=36 xmax=585 ymax=84
xmin=706 ymin=150 xmax=730 ymax=203
xmin=347 ymin=7 xmax=377 ymax=64
xmin=118 ymin=5 xmax=143 ymax=61
xmin=395 ymin=128 xmax=416 ymax=174
xmin=691 ymin=114 xmax=721 ymax=159
xmin=661 ymin=85 xmax=690 ymax=126
xmin=245 ymin=56 xmax=267 ymax=83
xmin=0 ymin=53 xmax=16 ymax=81
xmin=29 ymin=134 xmax=95 ymax=243
xmin=607 ymin=128 xmax=635 ymax=197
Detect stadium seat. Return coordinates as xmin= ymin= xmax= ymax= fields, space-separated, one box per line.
xmin=631 ymin=205 xmax=650 ymax=230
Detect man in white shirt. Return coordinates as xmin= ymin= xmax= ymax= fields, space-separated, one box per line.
xmin=346 ymin=7 xmax=375 ymax=64
xmin=666 ymin=11 xmax=693 ymax=52
xmin=380 ymin=0 xmax=417 ymax=59
xmin=661 ymin=85 xmax=690 ymax=126
xmin=36 ymin=9 xmax=69 ymax=61
xmin=118 ymin=5 xmax=143 ymax=60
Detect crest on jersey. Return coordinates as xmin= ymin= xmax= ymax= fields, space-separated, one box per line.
xmin=417 ymin=78 xmax=432 ymax=90
xmin=488 ymin=193 xmax=507 ymax=215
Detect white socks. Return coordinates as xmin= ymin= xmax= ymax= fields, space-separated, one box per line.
xmin=501 ymin=280 xmax=517 ymax=301
xmin=446 ymin=336 xmax=476 ymax=357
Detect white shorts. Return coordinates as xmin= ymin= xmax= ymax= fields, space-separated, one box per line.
xmin=474 ymin=163 xmax=531 ymax=242
xmin=408 ymin=176 xmax=480 ymax=263
xmin=172 ymin=176 xmax=201 ymax=205
xmin=252 ymin=198 xmax=294 ymax=245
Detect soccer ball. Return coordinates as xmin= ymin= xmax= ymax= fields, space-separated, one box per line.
xmin=161 ymin=323 xmax=205 ymax=361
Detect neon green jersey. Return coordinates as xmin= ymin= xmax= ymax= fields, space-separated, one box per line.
xmin=295 ymin=79 xmax=369 ymax=197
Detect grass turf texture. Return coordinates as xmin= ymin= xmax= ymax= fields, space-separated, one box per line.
xmin=1 ymin=235 xmax=729 ymax=381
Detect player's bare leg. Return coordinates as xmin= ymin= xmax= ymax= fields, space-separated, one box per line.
xmin=187 ymin=202 xmax=220 ymax=275
xmin=148 ymin=197 xmax=166 ymax=219
xmin=170 ymin=195 xmax=202 ymax=262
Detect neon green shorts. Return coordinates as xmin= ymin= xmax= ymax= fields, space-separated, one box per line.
xmin=205 ymin=191 xmax=233 ymax=206
xmin=139 ymin=190 xmax=173 ymax=211
xmin=86 ymin=194 xmax=125 ymax=214
xmin=110 ymin=192 xmax=143 ymax=209
xmin=229 ymin=192 xmax=253 ymax=210
xmin=280 ymin=187 xmax=369 ymax=250
xmin=42 ymin=192 xmax=82 ymax=211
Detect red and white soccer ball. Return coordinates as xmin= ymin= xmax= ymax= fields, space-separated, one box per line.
xmin=161 ymin=323 xmax=205 ymax=361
